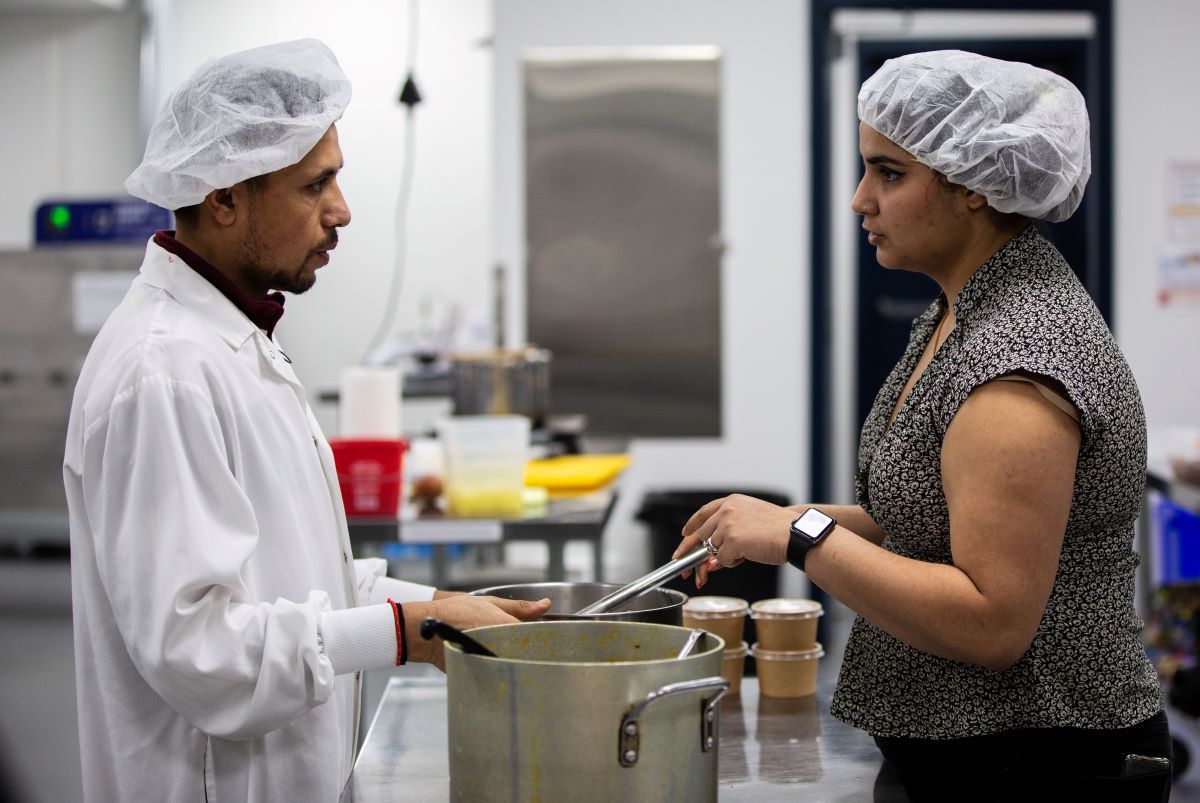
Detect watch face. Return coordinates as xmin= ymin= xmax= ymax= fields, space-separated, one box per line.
xmin=795 ymin=508 xmax=834 ymax=538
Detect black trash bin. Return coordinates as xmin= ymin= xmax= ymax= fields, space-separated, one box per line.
xmin=638 ymin=489 xmax=791 ymax=673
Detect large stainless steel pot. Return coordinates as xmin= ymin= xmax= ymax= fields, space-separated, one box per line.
xmin=445 ymin=621 xmax=728 ymax=802
xmin=469 ymin=581 xmax=687 ymax=624
xmin=450 ymin=347 xmax=551 ymax=427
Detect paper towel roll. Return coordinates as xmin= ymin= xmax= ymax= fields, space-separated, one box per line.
xmin=339 ymin=367 xmax=403 ymax=437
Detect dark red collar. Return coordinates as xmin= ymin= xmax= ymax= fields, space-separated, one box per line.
xmin=153 ymin=230 xmax=285 ymax=339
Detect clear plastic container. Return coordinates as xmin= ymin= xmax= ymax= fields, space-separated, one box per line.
xmin=749 ymin=598 xmax=823 ymax=651
xmin=437 ymin=415 xmax=531 ymax=517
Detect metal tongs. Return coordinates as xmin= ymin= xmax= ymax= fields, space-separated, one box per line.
xmin=575 ymin=545 xmax=712 ymax=616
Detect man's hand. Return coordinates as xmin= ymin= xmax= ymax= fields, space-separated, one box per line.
xmin=404 ymin=595 xmax=551 ymax=670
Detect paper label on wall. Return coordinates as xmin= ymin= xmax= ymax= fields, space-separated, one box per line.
xmin=1159 ymin=161 xmax=1200 ymax=306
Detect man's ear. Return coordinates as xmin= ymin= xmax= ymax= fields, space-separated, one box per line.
xmin=203 ymin=187 xmax=239 ymax=226
xmin=962 ymin=188 xmax=990 ymax=212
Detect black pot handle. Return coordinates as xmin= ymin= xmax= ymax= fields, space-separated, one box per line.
xmin=419 ymin=618 xmax=497 ymax=657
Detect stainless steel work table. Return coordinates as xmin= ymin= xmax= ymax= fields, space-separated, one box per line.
xmin=340 ymin=644 xmax=907 ymax=801
xmin=347 ymin=491 xmax=617 ymax=588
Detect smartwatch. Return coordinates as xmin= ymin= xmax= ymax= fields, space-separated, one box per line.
xmin=787 ymin=508 xmax=836 ymax=571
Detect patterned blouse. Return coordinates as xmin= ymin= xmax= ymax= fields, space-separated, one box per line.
xmin=830 ymin=226 xmax=1162 ymax=739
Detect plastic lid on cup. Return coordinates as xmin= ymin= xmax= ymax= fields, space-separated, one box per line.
xmin=749 ymin=598 xmax=824 ymax=620
xmin=750 ymin=642 xmax=825 ymax=661
xmin=682 ymin=596 xmax=749 ymax=618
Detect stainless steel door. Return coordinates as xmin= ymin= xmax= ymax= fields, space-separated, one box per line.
xmin=524 ymin=48 xmax=722 ymax=438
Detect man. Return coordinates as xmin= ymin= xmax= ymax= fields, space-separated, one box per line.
xmin=63 ymin=39 xmax=548 ymax=802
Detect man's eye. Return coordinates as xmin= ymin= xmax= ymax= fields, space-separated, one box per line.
xmin=310 ymin=180 xmax=327 ymax=192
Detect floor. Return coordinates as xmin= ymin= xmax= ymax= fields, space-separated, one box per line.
xmin=0 ymin=559 xmax=80 ymax=803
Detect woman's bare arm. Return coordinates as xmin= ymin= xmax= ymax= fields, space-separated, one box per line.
xmin=677 ymin=379 xmax=1080 ymax=671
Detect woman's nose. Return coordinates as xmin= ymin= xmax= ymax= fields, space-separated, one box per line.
xmin=850 ymin=176 xmax=874 ymax=215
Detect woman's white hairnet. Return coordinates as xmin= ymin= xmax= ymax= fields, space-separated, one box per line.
xmin=126 ymin=38 xmax=351 ymax=210
xmin=858 ymin=50 xmax=1090 ymax=222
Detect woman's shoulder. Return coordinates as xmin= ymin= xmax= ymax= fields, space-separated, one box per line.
xmin=964 ymin=232 xmax=1110 ymax=351
xmin=948 ymin=232 xmax=1139 ymax=422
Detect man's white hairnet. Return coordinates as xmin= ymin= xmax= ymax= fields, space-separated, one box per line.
xmin=858 ymin=50 xmax=1090 ymax=222
xmin=126 ymin=38 xmax=351 ymax=210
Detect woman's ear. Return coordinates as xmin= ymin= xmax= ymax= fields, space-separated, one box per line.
xmin=962 ymin=188 xmax=990 ymax=211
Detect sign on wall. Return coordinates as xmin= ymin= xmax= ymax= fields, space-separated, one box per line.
xmin=1159 ymin=161 xmax=1200 ymax=307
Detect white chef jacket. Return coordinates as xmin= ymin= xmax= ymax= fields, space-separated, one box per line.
xmin=63 ymin=238 xmax=434 ymax=802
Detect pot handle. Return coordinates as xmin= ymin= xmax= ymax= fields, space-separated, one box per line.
xmin=618 ymin=676 xmax=729 ymax=768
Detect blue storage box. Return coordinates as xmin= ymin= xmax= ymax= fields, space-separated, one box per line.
xmin=1154 ymin=494 xmax=1200 ymax=585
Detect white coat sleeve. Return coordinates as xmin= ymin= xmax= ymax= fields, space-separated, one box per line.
xmin=82 ymin=375 xmax=342 ymax=741
xmin=353 ymin=557 xmax=436 ymax=604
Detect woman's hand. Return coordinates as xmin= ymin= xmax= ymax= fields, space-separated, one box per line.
xmin=670 ymin=494 xmax=796 ymax=589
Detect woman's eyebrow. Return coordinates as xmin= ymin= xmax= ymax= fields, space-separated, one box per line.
xmin=864 ymin=154 xmax=908 ymax=166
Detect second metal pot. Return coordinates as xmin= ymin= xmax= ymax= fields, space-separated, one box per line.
xmin=450 ymin=347 xmax=551 ymax=427
xmin=469 ymin=581 xmax=687 ymax=625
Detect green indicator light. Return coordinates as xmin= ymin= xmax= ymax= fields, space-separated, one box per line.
xmin=49 ymin=205 xmax=71 ymax=230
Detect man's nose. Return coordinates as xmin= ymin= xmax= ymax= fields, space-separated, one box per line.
xmin=324 ymin=181 xmax=351 ymax=228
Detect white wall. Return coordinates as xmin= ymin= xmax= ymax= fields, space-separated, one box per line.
xmin=0 ymin=5 xmax=141 ymax=248
xmin=493 ymin=0 xmax=809 ymax=583
xmin=1114 ymin=0 xmax=1200 ymax=433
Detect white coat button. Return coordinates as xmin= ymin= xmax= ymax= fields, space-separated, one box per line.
xmin=268 ymin=351 xmax=276 ymax=360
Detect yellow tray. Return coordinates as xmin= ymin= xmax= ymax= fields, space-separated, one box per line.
xmin=524 ymin=454 xmax=631 ymax=492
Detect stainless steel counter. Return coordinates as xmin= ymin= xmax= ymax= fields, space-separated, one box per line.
xmin=347 ymin=490 xmax=616 ymax=588
xmin=340 ymin=655 xmax=907 ymax=801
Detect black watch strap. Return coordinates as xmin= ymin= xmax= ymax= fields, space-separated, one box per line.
xmin=787 ymin=508 xmax=836 ymax=571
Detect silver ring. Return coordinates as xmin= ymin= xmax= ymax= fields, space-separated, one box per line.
xmin=703 ymin=537 xmax=719 ymax=557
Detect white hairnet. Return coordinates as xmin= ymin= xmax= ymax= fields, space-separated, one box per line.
xmin=126 ymin=38 xmax=351 ymax=210
xmin=857 ymin=50 xmax=1090 ymax=222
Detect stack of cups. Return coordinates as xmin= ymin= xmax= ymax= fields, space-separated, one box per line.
xmin=749 ymin=599 xmax=825 ymax=697
xmin=682 ymin=596 xmax=750 ymax=694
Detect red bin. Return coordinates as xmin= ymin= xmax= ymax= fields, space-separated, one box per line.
xmin=328 ymin=438 xmax=408 ymax=517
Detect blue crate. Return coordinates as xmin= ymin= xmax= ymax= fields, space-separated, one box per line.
xmin=1154 ymin=494 xmax=1200 ymax=585
xmin=376 ymin=542 xmax=467 ymax=562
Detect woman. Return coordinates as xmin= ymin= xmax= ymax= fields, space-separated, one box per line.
xmin=674 ymin=51 xmax=1170 ymax=800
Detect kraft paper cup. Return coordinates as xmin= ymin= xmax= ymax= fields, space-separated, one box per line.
xmin=751 ymin=642 xmax=824 ymax=698
xmin=721 ymin=641 xmax=749 ymax=695
xmin=682 ymin=596 xmax=749 ymax=648
xmin=749 ymin=598 xmax=823 ymax=651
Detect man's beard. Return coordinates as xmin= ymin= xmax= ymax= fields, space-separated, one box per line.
xmin=238 ymin=216 xmax=323 ymax=296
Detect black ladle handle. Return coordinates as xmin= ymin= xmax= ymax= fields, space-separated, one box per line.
xmin=419 ymin=617 xmax=497 ymax=657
